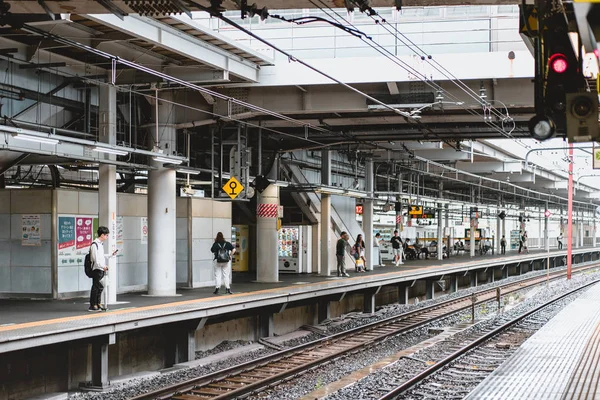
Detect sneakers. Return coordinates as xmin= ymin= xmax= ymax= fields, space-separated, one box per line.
xmin=343 ymin=273 xmax=350 ymax=277
xmin=213 ymin=288 xmax=219 ymax=295
xmin=226 ymin=288 xmax=233 ymax=294
xmin=88 ymin=305 xmax=101 ymax=312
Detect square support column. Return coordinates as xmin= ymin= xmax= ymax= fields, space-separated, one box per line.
xmin=426 ymin=280 xmax=435 ymax=300
xmin=470 ymin=271 xmax=478 ymax=287
xmin=488 ymin=268 xmax=495 ymax=283
xmin=450 ymin=275 xmax=459 ymax=293
xmin=397 ymin=284 xmax=409 ymax=304
xmin=318 ymin=299 xmax=330 ymax=323
xmin=502 ymin=266 xmax=508 ymax=279
xmin=363 ymin=286 xmax=381 ymax=314
xmin=258 ymin=312 xmax=274 ymax=339
xmin=91 ymin=334 xmax=114 ymax=388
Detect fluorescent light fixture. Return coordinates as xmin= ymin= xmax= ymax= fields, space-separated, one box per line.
xmin=12 ymin=133 xmax=58 ymax=145
xmin=214 ymin=172 xmax=232 ymax=179
xmin=344 ymin=190 xmax=368 ymax=198
xmin=153 ymin=156 xmax=183 ymax=165
xmin=93 ymin=146 xmax=129 ymax=156
xmin=270 ymin=180 xmax=290 ymax=187
xmin=317 ymin=186 xmax=345 ymax=195
xmin=177 ymin=168 xmax=201 ymax=175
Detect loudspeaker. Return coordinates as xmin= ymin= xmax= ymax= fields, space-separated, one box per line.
xmin=253 ymin=175 xmax=270 ymax=193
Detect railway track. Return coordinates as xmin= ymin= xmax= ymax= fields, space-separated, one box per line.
xmin=130 ymin=263 xmax=600 ymax=400
xmin=377 ymin=279 xmax=600 ymax=400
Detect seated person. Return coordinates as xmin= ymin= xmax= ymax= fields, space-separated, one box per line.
xmin=481 ymin=238 xmax=491 ymax=255
xmin=414 ymin=240 xmax=430 ymax=259
xmin=454 ymin=240 xmax=465 ymax=254
xmin=403 ymin=239 xmax=417 ymax=260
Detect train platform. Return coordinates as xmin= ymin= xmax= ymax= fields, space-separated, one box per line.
xmin=0 ymin=246 xmax=597 ymax=355
xmin=465 ymin=280 xmax=600 ymax=400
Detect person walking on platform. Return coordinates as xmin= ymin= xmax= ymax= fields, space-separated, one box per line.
xmin=500 ymin=235 xmax=507 ymax=254
xmin=558 ymin=233 xmax=563 ymax=250
xmin=518 ymin=231 xmax=524 ymax=254
xmin=522 ymin=231 xmax=529 ymax=254
xmin=391 ymin=230 xmax=404 ymax=266
xmin=352 ymin=234 xmax=366 ymax=272
xmin=211 ymin=232 xmax=235 ymax=295
xmin=336 ymin=231 xmax=351 ymax=277
xmin=88 ymin=226 xmax=117 ymax=312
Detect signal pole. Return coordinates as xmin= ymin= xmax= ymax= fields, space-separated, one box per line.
xmin=567 ymin=143 xmax=574 ymax=279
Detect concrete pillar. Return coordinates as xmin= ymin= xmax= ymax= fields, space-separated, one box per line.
xmin=258 ymin=312 xmax=274 ymax=338
xmin=580 ymin=216 xmax=585 ymax=247
xmin=437 ymin=203 xmax=443 ymax=261
xmin=488 ymin=268 xmax=494 ymax=283
xmin=398 ymin=284 xmax=409 ymax=304
xmin=147 ymin=92 xmax=177 ymax=296
xmin=91 ymin=336 xmax=111 ymax=388
xmin=395 ymin=174 xmax=402 ymax=232
xmin=312 ymin=224 xmax=321 ymax=273
xmin=450 ymin=275 xmax=458 ymax=293
xmin=256 ymin=184 xmax=279 ymax=282
xmin=364 ymin=159 xmax=374 ymax=271
xmin=318 ymin=299 xmax=330 ymax=323
xmin=320 ymin=150 xmax=332 ymax=276
xmin=544 ymin=202 xmax=549 ymax=251
xmin=363 ymin=290 xmax=376 ymax=314
xmin=496 ymin=208 xmax=502 ymax=254
xmin=502 ymin=266 xmax=508 ymax=279
xmin=320 ymin=194 xmax=331 ymax=276
xmin=501 ymin=217 xmax=506 ymax=249
xmin=98 ymin=84 xmax=118 ymax=304
xmin=168 ymin=323 xmax=197 ymax=365
xmin=470 ymin=226 xmax=476 ymax=258
xmin=470 ymin=271 xmax=478 ymax=287
xmin=426 ymin=280 xmax=435 ymax=300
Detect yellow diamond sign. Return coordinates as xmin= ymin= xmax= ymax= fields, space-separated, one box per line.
xmin=223 ymin=176 xmax=244 ymax=200
xmin=594 ymin=145 xmax=600 ymax=170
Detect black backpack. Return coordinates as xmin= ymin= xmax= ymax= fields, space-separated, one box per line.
xmin=84 ymin=242 xmax=98 ymax=278
xmin=216 ymin=243 xmax=230 ymax=263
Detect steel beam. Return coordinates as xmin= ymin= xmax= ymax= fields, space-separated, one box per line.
xmin=84 ymin=14 xmax=260 ymax=82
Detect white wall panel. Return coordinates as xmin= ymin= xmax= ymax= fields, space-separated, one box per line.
xmin=118 ymin=262 xmax=147 ymax=287
xmin=10 ymin=266 xmax=51 ymax=293
xmin=79 ymin=191 xmax=98 ymax=215
xmin=10 ymin=241 xmax=51 ymax=267
xmin=0 ymin=191 xmax=10 ymax=213
xmin=0 ymin=214 xmax=10 ymax=240
xmin=192 ymin=238 xmax=213 ymax=261
xmin=58 ymin=266 xmax=80 ymax=293
xmin=176 ymin=217 xmax=188 ymax=240
xmin=0 ymin=240 xmax=10 ymax=268
xmin=0 ymin=265 xmax=10 ymax=291
xmin=212 ymin=218 xmax=232 ymax=240
xmin=192 ymin=218 xmax=213 ymax=239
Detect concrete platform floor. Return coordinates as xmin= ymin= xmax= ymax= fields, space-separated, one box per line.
xmin=0 ymin=247 xmax=575 ymax=326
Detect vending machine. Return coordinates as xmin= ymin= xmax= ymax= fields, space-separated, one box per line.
xmin=231 ymin=225 xmax=249 ymax=272
xmin=278 ymin=226 xmax=302 ymax=273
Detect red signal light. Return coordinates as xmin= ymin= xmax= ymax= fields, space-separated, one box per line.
xmin=549 ymin=53 xmax=568 ymax=73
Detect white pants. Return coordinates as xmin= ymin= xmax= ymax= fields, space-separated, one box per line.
xmin=214 ymin=261 xmax=231 ymax=289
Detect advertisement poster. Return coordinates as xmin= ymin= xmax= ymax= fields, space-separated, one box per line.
xmin=58 ymin=215 xmax=98 ymax=268
xmin=75 ymin=217 xmax=93 ymax=250
xmin=21 ymin=214 xmax=41 ymax=246
xmin=141 ymin=217 xmax=148 ymax=244
xmin=58 ymin=216 xmax=76 ymax=249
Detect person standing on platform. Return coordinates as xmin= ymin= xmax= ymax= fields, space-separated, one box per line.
xmin=518 ymin=231 xmax=524 ymax=254
xmin=211 ymin=232 xmax=235 ymax=295
xmin=352 ymin=234 xmax=366 ymax=272
xmin=391 ymin=230 xmax=404 ymax=266
xmin=522 ymin=231 xmax=529 ymax=254
xmin=374 ymin=232 xmax=383 ymax=266
xmin=88 ymin=226 xmax=117 ymax=312
xmin=336 ymin=231 xmax=351 ymax=277
xmin=500 ymin=235 xmax=507 ymax=255
xmin=558 ymin=233 xmax=563 ymax=250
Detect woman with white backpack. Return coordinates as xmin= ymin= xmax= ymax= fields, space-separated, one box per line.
xmin=210 ymin=232 xmax=236 ymax=295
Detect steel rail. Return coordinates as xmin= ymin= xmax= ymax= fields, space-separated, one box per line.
xmin=377 ymin=279 xmax=600 ymax=400
xmin=128 ymin=262 xmax=600 ymax=400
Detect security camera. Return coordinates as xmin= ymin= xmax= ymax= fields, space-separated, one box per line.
xmin=182 ymin=185 xmax=195 ymax=195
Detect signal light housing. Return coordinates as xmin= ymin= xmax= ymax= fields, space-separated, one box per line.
xmin=549 ymin=53 xmax=568 ymax=74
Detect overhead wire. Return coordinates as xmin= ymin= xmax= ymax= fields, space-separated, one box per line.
xmin=342 ymin=0 xmax=516 ymax=139
xmin=356 ymin=4 xmax=518 ymax=124
xmin=267 ymin=1 xmax=519 ymax=142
